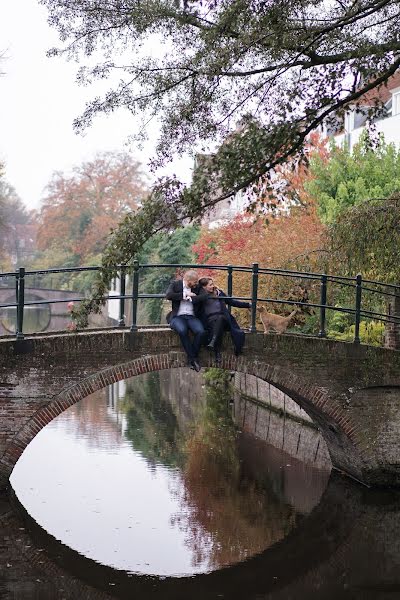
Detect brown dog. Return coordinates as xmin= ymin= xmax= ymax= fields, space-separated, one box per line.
xmin=258 ymin=306 xmax=298 ymax=334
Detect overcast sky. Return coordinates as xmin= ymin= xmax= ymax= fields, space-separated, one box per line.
xmin=0 ymin=0 xmax=192 ymax=210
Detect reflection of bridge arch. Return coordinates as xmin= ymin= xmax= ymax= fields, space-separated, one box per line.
xmin=1 ymin=474 xmax=391 ymax=600
xmin=1 ymin=329 xmax=400 ymax=488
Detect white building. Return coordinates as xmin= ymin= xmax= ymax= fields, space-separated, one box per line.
xmin=108 ymin=276 xmax=123 ymax=324
xmin=330 ymin=72 xmax=400 ymax=149
xmin=201 ymin=189 xmax=248 ymax=229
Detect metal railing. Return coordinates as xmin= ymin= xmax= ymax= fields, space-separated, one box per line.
xmin=0 ymin=263 xmax=399 ymax=344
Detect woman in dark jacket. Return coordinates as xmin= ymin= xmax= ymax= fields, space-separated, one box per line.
xmin=198 ymin=277 xmax=251 ymax=362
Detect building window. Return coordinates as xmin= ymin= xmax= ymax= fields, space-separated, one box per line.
xmin=393 ymin=92 xmax=400 ymax=116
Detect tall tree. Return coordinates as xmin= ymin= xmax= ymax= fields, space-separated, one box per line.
xmin=37 ymin=152 xmax=148 ymax=262
xmin=327 ymin=192 xmax=400 ymax=347
xmin=0 ymin=176 xmax=36 ymax=269
xmin=41 ymin=0 xmax=400 ymax=325
xmin=0 ymin=162 xmax=5 ymax=229
xmin=193 ymin=208 xmax=325 ymax=329
xmin=330 ymin=193 xmax=400 ymax=283
xmin=306 ymin=131 xmax=400 ymax=223
xmin=42 ymin=0 xmax=400 ymax=209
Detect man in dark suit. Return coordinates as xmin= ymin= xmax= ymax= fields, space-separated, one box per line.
xmin=165 ymin=269 xmax=205 ymax=372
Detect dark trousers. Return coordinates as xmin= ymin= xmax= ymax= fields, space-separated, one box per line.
xmin=170 ymin=315 xmax=205 ymax=361
xmin=207 ymin=314 xmax=230 ymax=350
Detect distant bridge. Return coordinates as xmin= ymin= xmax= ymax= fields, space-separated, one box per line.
xmin=0 ymin=286 xmax=83 ymax=335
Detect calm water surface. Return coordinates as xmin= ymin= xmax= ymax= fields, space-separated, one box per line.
xmin=4 ymin=368 xmax=400 ymax=599
xmin=10 ymin=369 xmax=330 ymax=577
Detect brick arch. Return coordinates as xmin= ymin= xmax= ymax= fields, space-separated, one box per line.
xmin=4 ymin=349 xmax=364 ymax=486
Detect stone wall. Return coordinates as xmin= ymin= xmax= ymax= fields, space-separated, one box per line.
xmin=233 ymin=372 xmax=332 ymax=512
xmin=234 ymin=394 xmax=331 ymax=467
xmin=234 ymin=373 xmax=313 ymax=424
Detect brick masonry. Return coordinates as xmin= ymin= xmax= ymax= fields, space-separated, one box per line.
xmin=234 ymin=373 xmax=314 ymax=423
xmin=1 ymin=328 xmax=400 ymax=488
xmin=234 ymin=388 xmax=331 ymax=468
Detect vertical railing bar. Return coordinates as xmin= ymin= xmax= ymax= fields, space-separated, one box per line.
xmin=118 ymin=266 xmax=126 ymax=327
xmin=130 ymin=259 xmax=140 ymax=332
xmin=15 ymin=270 xmax=19 ymax=308
xmin=16 ymin=267 xmax=25 ymax=340
xmin=319 ymin=274 xmax=327 ymax=338
xmin=250 ymin=262 xmax=259 ymax=333
xmin=227 ymin=265 xmax=233 ymax=314
xmin=354 ymin=273 xmax=362 ymax=344
xmin=15 ymin=270 xmax=19 ymax=339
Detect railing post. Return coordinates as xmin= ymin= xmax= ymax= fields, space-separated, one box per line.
xmin=227 ymin=265 xmax=233 ymax=314
xmin=250 ymin=262 xmax=259 ymax=333
xmin=118 ymin=266 xmax=126 ymax=327
xmin=319 ymin=274 xmax=327 ymax=338
xmin=130 ymin=260 xmax=140 ymax=332
xmin=15 ymin=270 xmax=19 ymax=306
xmin=354 ymin=273 xmax=362 ymax=344
xmin=16 ymin=267 xmax=25 ymax=340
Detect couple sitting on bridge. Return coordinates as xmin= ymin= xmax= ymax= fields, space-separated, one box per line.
xmin=165 ymin=269 xmax=251 ymax=371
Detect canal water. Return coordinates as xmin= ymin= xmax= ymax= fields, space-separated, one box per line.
xmin=3 ymin=368 xmax=400 ymax=599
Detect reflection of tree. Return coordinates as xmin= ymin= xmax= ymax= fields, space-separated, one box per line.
xmin=123 ymin=373 xmax=185 ymax=469
xmin=73 ymin=369 xmax=302 ymax=572
xmin=176 ymin=369 xmax=297 ymax=570
xmin=119 ymin=369 xmax=299 ymax=570
xmin=51 ymin=389 xmax=125 ymax=450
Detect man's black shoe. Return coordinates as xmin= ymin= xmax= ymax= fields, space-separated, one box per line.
xmin=189 ymin=359 xmax=201 ymax=372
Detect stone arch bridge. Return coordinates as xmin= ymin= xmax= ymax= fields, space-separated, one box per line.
xmin=1 ymin=329 xmax=400 ymax=489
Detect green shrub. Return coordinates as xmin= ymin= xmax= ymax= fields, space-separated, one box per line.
xmin=328 ymin=320 xmax=384 ymax=346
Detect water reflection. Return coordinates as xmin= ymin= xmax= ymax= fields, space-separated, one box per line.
xmin=4 ymin=370 xmax=400 ymax=598
xmin=10 ymin=369 xmax=329 ymax=578
xmin=4 ymin=474 xmax=400 ymax=600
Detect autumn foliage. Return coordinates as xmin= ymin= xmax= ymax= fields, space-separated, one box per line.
xmin=37 ymin=152 xmax=148 ymax=263
xmin=194 ymin=208 xmax=324 ymax=266
xmin=192 ymin=135 xmax=328 ymax=328
xmin=256 ymin=132 xmax=330 ymax=210
xmin=193 ymin=207 xmax=325 ymax=326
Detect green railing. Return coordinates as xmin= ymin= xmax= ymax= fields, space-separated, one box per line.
xmin=0 ymin=263 xmax=399 ymax=344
